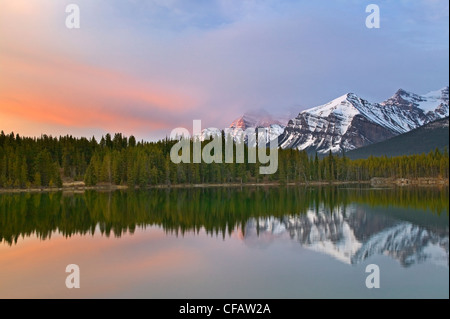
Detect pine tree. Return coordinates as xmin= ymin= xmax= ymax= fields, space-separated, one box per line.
xmin=84 ymin=163 xmax=97 ymax=186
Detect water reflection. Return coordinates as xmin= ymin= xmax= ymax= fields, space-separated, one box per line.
xmin=0 ymin=186 xmax=448 ymax=268
xmin=241 ymin=205 xmax=448 ymax=267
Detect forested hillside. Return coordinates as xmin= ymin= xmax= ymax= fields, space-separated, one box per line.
xmin=347 ymin=117 xmax=449 ymax=159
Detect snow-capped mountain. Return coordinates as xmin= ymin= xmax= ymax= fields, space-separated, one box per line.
xmin=202 ymin=111 xmax=287 ymax=146
xmin=228 ymin=112 xmax=286 ymax=145
xmin=239 ymin=206 xmax=449 ymax=268
xmin=278 ymin=87 xmax=449 ymax=154
xmin=382 ymin=87 xmax=449 ymax=120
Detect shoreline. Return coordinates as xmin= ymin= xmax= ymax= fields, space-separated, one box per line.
xmin=0 ymin=181 xmax=367 ymax=193
xmin=0 ymin=178 xmax=448 ymax=194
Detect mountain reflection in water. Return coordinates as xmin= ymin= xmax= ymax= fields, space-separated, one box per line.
xmin=240 ymin=206 xmax=448 ymax=267
xmin=0 ymin=186 xmax=448 ymax=268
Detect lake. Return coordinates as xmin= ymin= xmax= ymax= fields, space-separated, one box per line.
xmin=0 ymin=185 xmax=448 ymax=298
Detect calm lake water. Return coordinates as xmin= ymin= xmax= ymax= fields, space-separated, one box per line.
xmin=0 ymin=186 xmax=448 ymax=298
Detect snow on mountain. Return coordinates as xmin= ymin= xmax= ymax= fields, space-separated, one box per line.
xmin=379 ymin=87 xmax=449 ymax=129
xmin=395 ymin=86 xmax=449 ymax=114
xmin=278 ymin=93 xmax=398 ymax=153
xmin=229 ymin=112 xmax=283 ymax=129
xmin=278 ymin=87 xmax=449 ymax=154
xmin=202 ymin=111 xmax=288 ymax=146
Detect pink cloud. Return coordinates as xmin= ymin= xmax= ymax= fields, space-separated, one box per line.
xmin=0 ymin=51 xmax=201 ymax=133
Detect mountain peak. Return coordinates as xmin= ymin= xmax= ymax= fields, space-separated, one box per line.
xmin=278 ymin=86 xmax=449 ymax=154
xmin=422 ymin=86 xmax=449 ymax=102
xmin=395 ymin=88 xmax=409 ymax=95
xmin=332 ymin=92 xmax=358 ymax=102
xmin=230 ymin=111 xmax=284 ymax=129
xmin=226 ymin=111 xmax=287 ymax=146
xmin=303 ymin=92 xmax=362 ymax=119
xmin=391 ymin=88 xmax=420 ymax=101
xmin=386 ymin=87 xmax=449 ymax=109
xmin=381 ymin=89 xmax=424 ymax=110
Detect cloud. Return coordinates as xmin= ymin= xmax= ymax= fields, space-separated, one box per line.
xmin=0 ymin=48 xmax=201 ymax=129
xmin=0 ymin=0 xmax=448 ymax=140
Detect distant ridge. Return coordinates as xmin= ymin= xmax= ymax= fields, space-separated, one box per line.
xmin=346 ymin=117 xmax=449 ymax=159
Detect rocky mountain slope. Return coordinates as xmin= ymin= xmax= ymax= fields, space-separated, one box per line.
xmin=277 ymin=87 xmax=449 ymax=154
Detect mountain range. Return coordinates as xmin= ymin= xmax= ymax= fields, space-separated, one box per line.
xmin=226 ymin=86 xmax=449 ymax=154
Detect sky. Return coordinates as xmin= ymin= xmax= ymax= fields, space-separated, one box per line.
xmin=0 ymin=0 xmax=448 ymax=141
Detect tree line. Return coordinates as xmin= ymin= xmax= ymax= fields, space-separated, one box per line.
xmin=0 ymin=130 xmax=448 ymax=189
